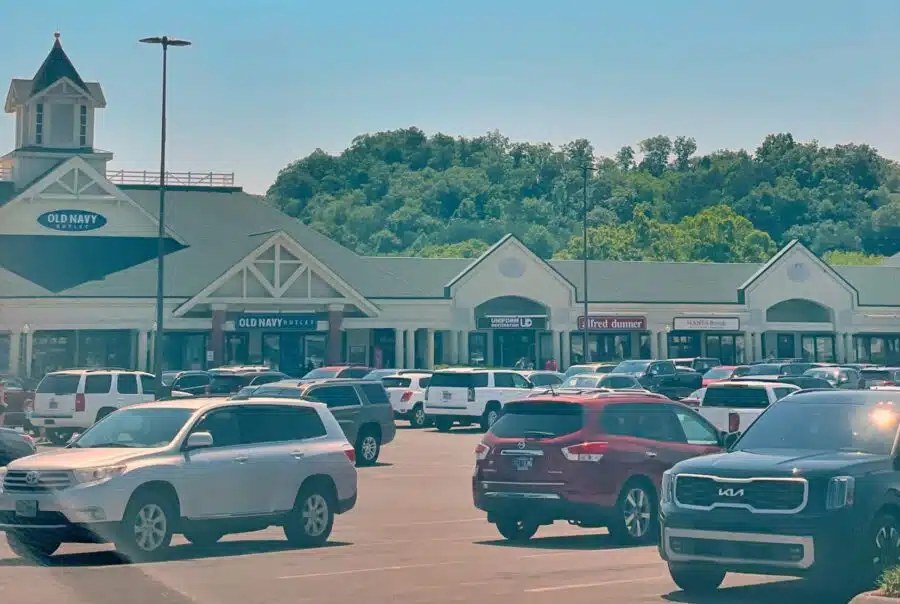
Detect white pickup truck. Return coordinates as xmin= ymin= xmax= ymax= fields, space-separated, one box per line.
xmin=697 ymin=380 xmax=800 ymax=434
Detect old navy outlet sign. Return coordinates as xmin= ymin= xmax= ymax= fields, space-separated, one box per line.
xmin=37 ymin=210 xmax=107 ymax=232
xmin=235 ymin=313 xmax=318 ymax=331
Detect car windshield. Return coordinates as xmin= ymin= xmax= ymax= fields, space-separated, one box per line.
xmin=804 ymin=368 xmax=838 ymax=383
xmin=303 ymin=368 xmax=340 ymax=380
xmin=613 ymin=360 xmax=650 ymax=374
xmin=745 ymin=364 xmax=781 ymax=376
xmin=562 ymin=366 xmax=593 ymax=380
xmin=702 ymin=368 xmax=732 ymax=380
xmin=563 ymin=375 xmax=602 ymax=388
xmin=72 ymin=407 xmax=195 ymax=449
xmin=161 ymin=372 xmax=179 ymax=386
xmin=734 ymin=392 xmax=900 ymax=455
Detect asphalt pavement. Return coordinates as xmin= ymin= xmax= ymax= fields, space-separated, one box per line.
xmin=0 ymin=427 xmax=859 ymax=604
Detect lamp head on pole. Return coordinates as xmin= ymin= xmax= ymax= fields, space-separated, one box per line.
xmin=140 ymin=36 xmax=192 ymax=48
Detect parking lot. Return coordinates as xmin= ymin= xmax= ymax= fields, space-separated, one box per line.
xmin=0 ymin=427 xmax=858 ymax=604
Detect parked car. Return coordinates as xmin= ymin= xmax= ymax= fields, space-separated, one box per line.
xmin=697 ymin=380 xmax=799 ymax=433
xmin=612 ymin=360 xmax=702 ymax=400
xmin=672 ymin=358 xmax=721 ymax=374
xmin=232 ymin=378 xmax=396 ymax=465
xmin=0 ymin=377 xmax=38 ymax=429
xmin=562 ymin=373 xmax=646 ymax=390
xmin=0 ymin=426 xmax=36 ymax=466
xmin=802 ymin=366 xmax=864 ymax=389
xmin=561 ymin=363 xmax=619 ymax=381
xmin=860 ymin=367 xmax=900 ymax=388
xmin=659 ymin=389 xmax=900 ymax=594
xmin=382 ymin=372 xmax=432 ymax=428
xmin=205 ymin=369 xmax=288 ymax=396
xmin=159 ymin=370 xmax=211 ymax=397
xmin=0 ymin=397 xmax=357 ymax=562
xmin=681 ymin=388 xmax=706 ymax=408
xmin=700 ymin=366 xmax=750 ymax=387
xmin=743 ymin=362 xmax=821 ymax=378
xmin=473 ymin=393 xmax=724 ymax=545
xmin=30 ymin=370 xmax=157 ymax=445
xmin=300 ymin=365 xmax=372 ymax=382
xmin=424 ymin=368 xmax=533 ymax=432
xmin=518 ymin=370 xmax=564 ymax=387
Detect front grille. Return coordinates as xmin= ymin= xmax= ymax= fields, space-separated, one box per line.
xmin=0 ymin=510 xmax=69 ymax=526
xmin=668 ymin=536 xmax=805 ymax=563
xmin=675 ymin=475 xmax=806 ymax=512
xmin=3 ymin=470 xmax=73 ymax=493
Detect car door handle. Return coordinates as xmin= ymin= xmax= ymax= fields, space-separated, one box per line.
xmin=234 ymin=455 xmax=249 ymax=463
xmin=645 ymin=451 xmax=658 ymax=458
xmin=290 ymin=451 xmax=305 ymax=460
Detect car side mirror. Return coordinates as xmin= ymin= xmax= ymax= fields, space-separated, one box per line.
xmin=723 ymin=431 xmax=741 ymax=451
xmin=185 ymin=431 xmax=214 ymax=450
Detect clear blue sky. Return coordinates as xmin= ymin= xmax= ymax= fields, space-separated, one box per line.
xmin=3 ymin=0 xmax=900 ymax=194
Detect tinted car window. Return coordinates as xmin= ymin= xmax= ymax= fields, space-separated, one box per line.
xmin=511 ymin=373 xmax=531 ymax=389
xmin=529 ymin=374 xmax=561 ymax=386
xmin=37 ymin=374 xmax=80 ymax=395
xmin=192 ymin=409 xmax=241 ymax=448
xmin=84 ymin=374 xmax=112 ymax=394
xmin=359 ymin=383 xmax=390 ymax=405
xmin=600 ymin=403 xmax=683 ymax=441
xmin=250 ymin=374 xmax=285 ymax=386
xmin=702 ymin=386 xmax=770 ymax=409
xmin=489 ymin=402 xmax=584 ymax=439
xmin=430 ymin=373 xmax=475 ymax=388
xmin=209 ymin=375 xmax=249 ymax=394
xmin=237 ymin=406 xmax=327 ymax=443
xmin=672 ymin=406 xmax=719 ymax=445
xmin=603 ymin=376 xmax=636 ymax=389
xmin=472 ymin=373 xmax=489 ymax=387
xmin=382 ymin=377 xmax=412 ymax=389
xmin=140 ymin=375 xmax=156 ymax=395
xmin=419 ymin=377 xmax=431 ymax=388
xmin=493 ymin=373 xmax=516 ymax=388
xmin=344 ymin=368 xmax=371 ymax=379
xmin=117 ymin=374 xmax=138 ymax=395
xmin=178 ymin=374 xmax=209 ymax=389
xmin=306 ymin=385 xmax=361 ymax=408
xmin=746 ymin=364 xmax=781 ymax=376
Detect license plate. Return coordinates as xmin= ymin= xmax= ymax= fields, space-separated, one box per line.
xmin=15 ymin=500 xmax=37 ymax=518
xmin=442 ymin=391 xmax=452 ymax=401
xmin=49 ymin=401 xmax=58 ymax=409
xmin=44 ymin=419 xmax=55 ymax=425
xmin=513 ymin=457 xmax=533 ymax=471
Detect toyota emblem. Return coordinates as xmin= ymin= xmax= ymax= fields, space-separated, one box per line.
xmin=517 ymin=440 xmax=526 ymax=450
xmin=24 ymin=471 xmax=39 ymax=485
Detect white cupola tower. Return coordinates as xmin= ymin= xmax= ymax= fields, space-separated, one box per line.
xmin=2 ymin=33 xmax=111 ymax=190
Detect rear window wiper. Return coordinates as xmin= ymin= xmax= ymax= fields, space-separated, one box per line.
xmin=521 ymin=430 xmax=557 ymax=439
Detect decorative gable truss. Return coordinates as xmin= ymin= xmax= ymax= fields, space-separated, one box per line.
xmin=33 ymin=163 xmax=113 ymax=199
xmin=173 ymin=232 xmax=380 ymax=317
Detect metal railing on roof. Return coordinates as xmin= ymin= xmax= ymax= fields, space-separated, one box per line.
xmin=106 ymin=169 xmax=235 ymax=187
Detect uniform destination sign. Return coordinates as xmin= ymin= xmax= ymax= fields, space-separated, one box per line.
xmin=37 ymin=209 xmax=107 ymax=232
xmin=578 ymin=316 xmax=647 ymax=331
xmin=673 ymin=317 xmax=740 ymax=331
xmin=477 ymin=316 xmax=547 ymax=330
xmin=235 ymin=313 xmax=318 ymax=330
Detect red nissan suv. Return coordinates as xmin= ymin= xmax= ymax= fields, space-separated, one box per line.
xmin=472 ymin=393 xmax=724 ymax=545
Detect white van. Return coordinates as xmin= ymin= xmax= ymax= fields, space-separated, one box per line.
xmin=31 ymin=370 xmax=156 ymax=444
xmin=698 ymin=380 xmax=799 ymax=434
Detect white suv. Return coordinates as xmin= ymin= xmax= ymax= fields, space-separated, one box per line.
xmin=0 ymin=397 xmax=357 ymax=562
xmin=31 ymin=370 xmax=157 ymax=445
xmin=424 ymin=368 xmax=533 ymax=432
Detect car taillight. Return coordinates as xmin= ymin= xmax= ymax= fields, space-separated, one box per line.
xmin=75 ymin=393 xmax=86 ymax=412
xmin=344 ymin=447 xmax=356 ymax=464
xmin=728 ymin=412 xmax=740 ymax=433
xmin=400 ymin=391 xmax=413 ymax=402
xmin=468 ymin=386 xmax=476 ymax=402
xmin=474 ymin=443 xmax=491 ymax=460
xmin=562 ymin=441 xmax=608 ymax=462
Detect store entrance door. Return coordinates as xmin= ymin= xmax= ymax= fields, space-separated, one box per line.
xmin=494 ymin=330 xmax=536 ymax=368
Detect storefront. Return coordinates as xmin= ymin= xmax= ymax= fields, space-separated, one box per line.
xmin=231 ymin=313 xmax=326 ymax=376
xmin=573 ymin=316 xmax=650 ymax=364
xmin=669 ymin=317 xmax=745 ymax=365
xmin=477 ymin=315 xmax=549 ymax=368
xmin=855 ymin=334 xmax=900 ymax=365
xmin=30 ymin=329 xmax=134 ymax=376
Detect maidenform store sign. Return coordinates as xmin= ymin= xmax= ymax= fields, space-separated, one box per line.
xmin=37 ymin=209 xmax=107 ymax=232
xmin=673 ymin=317 xmax=741 ymax=331
xmin=477 ymin=315 xmax=547 ymax=330
xmin=235 ymin=313 xmax=318 ymax=331
xmin=578 ymin=316 xmax=647 ymax=331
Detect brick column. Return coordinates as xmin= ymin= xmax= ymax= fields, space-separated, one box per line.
xmin=211 ymin=307 xmax=226 ymax=368
xmin=327 ymin=304 xmax=344 ymax=364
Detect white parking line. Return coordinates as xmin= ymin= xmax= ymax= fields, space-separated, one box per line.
xmin=277 ymin=561 xmax=458 ymax=580
xmin=524 ymin=575 xmax=666 ymax=593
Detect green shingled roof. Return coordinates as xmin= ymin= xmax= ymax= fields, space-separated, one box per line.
xmin=30 ymin=37 xmax=89 ymax=97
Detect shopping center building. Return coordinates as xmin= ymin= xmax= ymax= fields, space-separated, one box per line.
xmin=2 ymin=37 xmax=900 ymax=378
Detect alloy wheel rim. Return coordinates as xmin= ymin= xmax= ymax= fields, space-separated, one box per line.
xmin=302 ymin=494 xmax=329 ymax=536
xmin=133 ymin=503 xmax=167 ymax=552
xmin=488 ymin=410 xmax=499 ymax=426
xmin=623 ymin=488 xmax=651 ymax=538
xmin=874 ymin=524 xmax=900 ymax=575
xmin=362 ymin=436 xmax=378 ymax=460
xmin=414 ymin=408 xmax=426 ymax=426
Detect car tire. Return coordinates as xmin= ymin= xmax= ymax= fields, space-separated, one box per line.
xmin=434 ymin=417 xmax=453 ymax=432
xmin=6 ymin=532 xmax=61 ymax=562
xmin=284 ymin=485 xmax=334 ymax=547
xmin=495 ymin=518 xmax=539 ymax=542
xmin=667 ymin=562 xmax=726 ymax=594
xmin=480 ymin=405 xmax=501 ymax=432
xmin=114 ymin=490 xmax=176 ymax=562
xmin=608 ymin=479 xmax=658 ymax=546
xmin=355 ymin=429 xmax=381 ymax=466
xmin=409 ymin=404 xmax=427 ymax=428
xmin=183 ymin=528 xmax=224 ymax=547
xmin=868 ymin=513 xmax=900 ymax=587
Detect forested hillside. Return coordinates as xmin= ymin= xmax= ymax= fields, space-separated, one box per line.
xmin=267 ymin=129 xmax=900 ymax=264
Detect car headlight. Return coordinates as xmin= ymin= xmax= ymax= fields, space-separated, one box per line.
xmin=826 ymin=476 xmax=855 ymax=510
xmin=661 ymin=470 xmax=676 ymax=504
xmin=73 ymin=465 xmax=127 ymax=485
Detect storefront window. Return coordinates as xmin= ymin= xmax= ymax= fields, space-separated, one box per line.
xmin=569 ymin=334 xmax=600 ymax=365
xmin=31 ymin=330 xmax=76 ymax=376
xmin=595 ymin=334 xmax=631 ymax=362
xmin=639 ymin=333 xmax=652 ymax=359
xmin=468 ymin=332 xmax=487 ymax=366
xmin=855 ymin=335 xmax=900 ymax=365
xmin=224 ymin=333 xmax=249 ymax=365
xmin=667 ymin=332 xmax=701 ymax=358
xmin=801 ymin=335 xmax=835 ymax=362
xmin=705 ymin=334 xmax=745 ymax=365
xmin=77 ymin=330 xmax=134 ymax=369
xmin=538 ymin=332 xmax=555 ymax=369
xmin=0 ymin=334 xmax=9 ymax=375
xmin=163 ymin=332 xmax=208 ymax=371
xmin=371 ymin=329 xmax=396 ymax=369
xmin=304 ymin=334 xmax=327 ymax=371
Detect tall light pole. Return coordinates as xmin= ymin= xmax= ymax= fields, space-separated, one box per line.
xmin=140 ymin=36 xmax=191 ymax=391
xmin=581 ymin=163 xmax=594 ymax=363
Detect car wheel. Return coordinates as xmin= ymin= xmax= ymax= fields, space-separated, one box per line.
xmin=115 ymin=491 xmax=175 ymax=562
xmin=409 ymin=404 xmax=427 ymax=428
xmin=6 ymin=532 xmax=61 ymax=562
xmin=183 ymin=528 xmax=224 ymax=547
xmin=608 ymin=479 xmax=657 ymax=545
xmin=480 ymin=406 xmax=501 ymax=432
xmin=667 ymin=562 xmax=726 ymax=594
xmin=495 ymin=518 xmax=539 ymax=542
xmin=434 ymin=417 xmax=453 ymax=432
xmin=284 ymin=486 xmax=334 ymax=547
xmin=355 ymin=429 xmax=381 ymax=466
xmin=869 ymin=513 xmax=900 ymax=586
